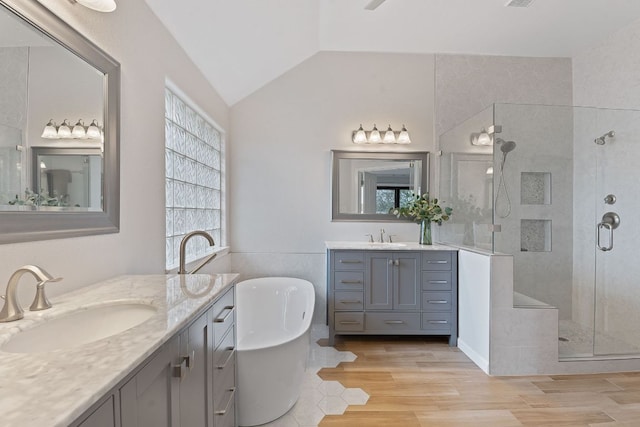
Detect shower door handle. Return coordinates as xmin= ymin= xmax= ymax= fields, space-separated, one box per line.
xmin=597 ymin=212 xmax=620 ymax=252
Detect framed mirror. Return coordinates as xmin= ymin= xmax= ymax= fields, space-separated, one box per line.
xmin=0 ymin=0 xmax=120 ymax=244
xmin=331 ymin=150 xmax=430 ymax=221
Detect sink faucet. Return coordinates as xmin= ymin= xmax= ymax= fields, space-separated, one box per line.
xmin=0 ymin=265 xmax=62 ymax=322
xmin=379 ymin=228 xmax=386 ymax=243
xmin=178 ymin=230 xmax=217 ymax=274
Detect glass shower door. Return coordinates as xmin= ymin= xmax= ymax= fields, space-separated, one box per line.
xmin=593 ymin=108 xmax=640 ymax=356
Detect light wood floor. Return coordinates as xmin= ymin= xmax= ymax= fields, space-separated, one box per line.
xmin=316 ymin=336 xmax=640 ymax=426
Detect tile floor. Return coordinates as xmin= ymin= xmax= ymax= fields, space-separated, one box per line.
xmin=260 ymin=325 xmax=369 ymax=426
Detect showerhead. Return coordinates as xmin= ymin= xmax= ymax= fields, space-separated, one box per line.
xmin=594 ymin=130 xmax=615 ymax=145
xmin=500 ymin=140 xmax=517 ymax=153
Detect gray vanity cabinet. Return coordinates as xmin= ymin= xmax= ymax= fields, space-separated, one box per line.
xmin=80 ymin=285 xmax=236 ymax=427
xmin=120 ymin=335 xmax=181 ymax=427
xmin=328 ymin=248 xmax=457 ymax=346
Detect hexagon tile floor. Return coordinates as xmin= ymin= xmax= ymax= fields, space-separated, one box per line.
xmin=259 ymin=325 xmax=369 ymax=427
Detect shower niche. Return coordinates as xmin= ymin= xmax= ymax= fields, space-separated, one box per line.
xmin=520 ymin=219 xmax=551 ymax=252
xmin=521 ymin=172 xmax=551 ymax=205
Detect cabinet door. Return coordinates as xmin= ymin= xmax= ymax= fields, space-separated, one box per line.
xmin=120 ymin=336 xmax=180 ymax=427
xmin=394 ymin=253 xmax=420 ymax=310
xmin=180 ymin=310 xmax=212 ymax=427
xmin=77 ymin=395 xmax=116 ymax=427
xmin=365 ymin=252 xmax=393 ymax=310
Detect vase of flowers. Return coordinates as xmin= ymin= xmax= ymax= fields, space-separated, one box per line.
xmin=391 ymin=193 xmax=453 ymax=245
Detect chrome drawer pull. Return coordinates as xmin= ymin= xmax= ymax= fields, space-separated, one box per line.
xmin=172 ymin=357 xmax=188 ymax=380
xmin=428 ymin=320 xmax=448 ymax=324
xmin=217 ymin=347 xmax=235 ymax=369
xmin=339 ymin=300 xmax=362 ymax=304
xmin=214 ymin=306 xmax=234 ymax=323
xmin=384 ymin=320 xmax=405 ymax=324
xmin=427 ymin=300 xmax=448 ymax=304
xmin=429 ymin=280 xmax=448 ymax=284
xmin=215 ymin=387 xmax=236 ymax=416
xmin=339 ymin=320 xmax=361 ymax=325
xmin=340 ymin=280 xmax=362 ymax=284
xmin=339 ymin=260 xmax=362 ymax=264
xmin=427 ymin=260 xmax=448 ymax=264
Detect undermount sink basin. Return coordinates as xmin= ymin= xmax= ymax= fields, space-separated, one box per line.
xmin=1 ymin=303 xmax=157 ymax=354
xmin=366 ymin=242 xmax=407 ymax=247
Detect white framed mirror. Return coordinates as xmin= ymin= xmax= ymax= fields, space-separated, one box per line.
xmin=331 ymin=150 xmax=430 ymax=221
xmin=0 ymin=0 xmax=120 ymax=244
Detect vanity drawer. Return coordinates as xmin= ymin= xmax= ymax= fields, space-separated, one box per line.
xmin=334 ymin=312 xmax=364 ymax=331
xmin=422 ymin=252 xmax=453 ymax=271
xmin=334 ymin=291 xmax=364 ymax=311
xmin=213 ymin=331 xmax=236 ymax=402
xmin=334 ymin=251 xmax=365 ymax=270
xmin=422 ymin=312 xmax=452 ymax=333
xmin=422 ymin=291 xmax=452 ymax=311
xmin=422 ymin=272 xmax=453 ymax=291
xmin=365 ymin=312 xmax=421 ymax=332
xmin=334 ymin=271 xmax=364 ymax=290
xmin=213 ymin=327 xmax=235 ymax=394
xmin=212 ymin=288 xmax=235 ymax=347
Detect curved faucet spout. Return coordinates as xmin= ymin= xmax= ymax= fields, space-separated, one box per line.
xmin=179 ymin=231 xmax=216 ymax=274
xmin=0 ymin=265 xmax=62 ymax=322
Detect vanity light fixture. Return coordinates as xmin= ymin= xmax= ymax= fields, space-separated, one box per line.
xmin=352 ymin=124 xmax=412 ymax=144
xmin=74 ymin=0 xmax=117 ymax=13
xmin=470 ymin=125 xmax=502 ymax=146
xmin=41 ymin=119 xmax=103 ymax=140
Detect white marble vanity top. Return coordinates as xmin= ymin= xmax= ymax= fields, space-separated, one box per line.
xmin=0 ymin=273 xmax=238 ymax=427
xmin=325 ymin=241 xmax=458 ymax=251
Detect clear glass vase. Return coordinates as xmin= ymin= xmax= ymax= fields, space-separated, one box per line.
xmin=419 ymin=219 xmax=432 ymax=245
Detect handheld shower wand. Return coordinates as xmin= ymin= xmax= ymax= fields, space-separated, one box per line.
xmin=494 ymin=139 xmax=517 ymax=218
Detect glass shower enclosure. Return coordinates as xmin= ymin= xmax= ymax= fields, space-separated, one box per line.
xmin=438 ymin=103 xmax=640 ymax=359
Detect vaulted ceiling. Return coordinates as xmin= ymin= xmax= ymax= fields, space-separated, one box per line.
xmin=144 ymin=0 xmax=640 ymax=106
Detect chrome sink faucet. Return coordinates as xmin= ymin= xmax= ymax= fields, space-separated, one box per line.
xmin=178 ymin=230 xmax=217 ymax=274
xmin=379 ymin=228 xmax=386 ymax=243
xmin=0 ymin=265 xmax=62 ymax=322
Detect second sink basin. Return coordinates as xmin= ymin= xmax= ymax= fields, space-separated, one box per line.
xmin=1 ymin=302 xmax=157 ymax=354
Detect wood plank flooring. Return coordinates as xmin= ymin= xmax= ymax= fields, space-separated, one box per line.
xmin=316 ymin=336 xmax=640 ymax=426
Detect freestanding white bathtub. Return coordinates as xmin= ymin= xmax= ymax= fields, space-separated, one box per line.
xmin=236 ymin=277 xmax=316 ymax=426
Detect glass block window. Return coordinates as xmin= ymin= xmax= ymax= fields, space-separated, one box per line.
xmin=165 ymin=88 xmax=223 ymax=270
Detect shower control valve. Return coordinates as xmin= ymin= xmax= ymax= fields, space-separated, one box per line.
xmin=604 ymin=194 xmax=616 ymax=205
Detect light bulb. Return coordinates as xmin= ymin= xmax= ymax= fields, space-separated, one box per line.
xmin=397 ymin=125 xmax=411 ymax=144
xmin=369 ymin=124 xmax=382 ymax=143
xmin=352 ymin=124 xmax=367 ymax=144
xmin=477 ymin=130 xmax=492 ymax=146
xmin=383 ymin=125 xmax=396 ymax=143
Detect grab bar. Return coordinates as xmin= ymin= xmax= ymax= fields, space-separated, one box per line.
xmin=597 ymin=222 xmax=613 ymax=251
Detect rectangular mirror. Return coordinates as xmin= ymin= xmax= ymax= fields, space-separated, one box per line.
xmin=331 ymin=150 xmax=430 ymax=221
xmin=0 ymin=0 xmax=120 ymax=244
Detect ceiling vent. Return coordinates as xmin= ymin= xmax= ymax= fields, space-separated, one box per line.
xmin=505 ymin=0 xmax=535 ymax=7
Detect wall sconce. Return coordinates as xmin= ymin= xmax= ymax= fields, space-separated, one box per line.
xmin=41 ymin=118 xmax=103 ymax=140
xmin=470 ymin=125 xmax=502 ymax=146
xmin=74 ymin=0 xmax=117 ymax=13
xmin=352 ymin=124 xmax=411 ymax=144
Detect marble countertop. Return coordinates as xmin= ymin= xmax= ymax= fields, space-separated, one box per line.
xmin=325 ymin=241 xmax=459 ymax=251
xmin=0 ymin=273 xmax=238 ymax=427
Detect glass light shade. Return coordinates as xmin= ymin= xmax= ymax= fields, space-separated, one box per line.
xmin=397 ymin=125 xmax=411 ymax=144
xmin=86 ymin=120 xmax=102 ymax=139
xmin=57 ymin=120 xmax=72 ymax=138
xmin=477 ymin=131 xmax=492 ymax=146
xmin=369 ymin=124 xmax=382 ymax=143
xmin=352 ymin=124 xmax=367 ymax=144
xmin=486 ymin=166 xmax=494 ymax=175
xmin=40 ymin=161 xmax=47 ymax=169
xmin=41 ymin=119 xmax=58 ymax=139
xmin=72 ymin=120 xmax=86 ymax=139
xmin=75 ymin=0 xmax=117 ymax=12
xmin=383 ymin=125 xmax=396 ymax=143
